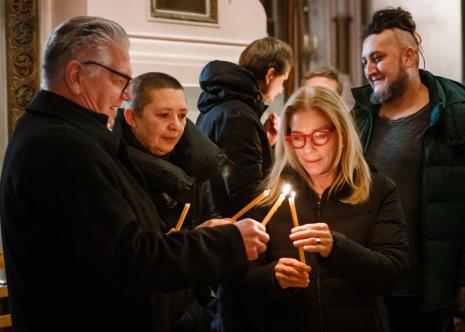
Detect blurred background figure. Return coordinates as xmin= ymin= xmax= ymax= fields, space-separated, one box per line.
xmin=196 ymin=36 xmax=293 ymax=217
xmin=303 ymin=66 xmax=343 ymax=95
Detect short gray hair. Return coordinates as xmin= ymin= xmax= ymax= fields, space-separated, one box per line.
xmin=42 ymin=16 xmax=129 ymax=87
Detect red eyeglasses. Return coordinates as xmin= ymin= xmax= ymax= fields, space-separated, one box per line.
xmin=285 ymin=127 xmax=335 ymax=149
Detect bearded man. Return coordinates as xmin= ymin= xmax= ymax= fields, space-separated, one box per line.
xmin=352 ymin=7 xmax=465 ymax=332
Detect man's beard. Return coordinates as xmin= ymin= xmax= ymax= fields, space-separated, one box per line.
xmin=370 ymin=67 xmax=409 ymax=105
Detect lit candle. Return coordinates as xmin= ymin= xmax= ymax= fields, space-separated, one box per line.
xmin=262 ymin=184 xmax=291 ymax=226
xmin=288 ymin=191 xmax=306 ymax=264
xmin=231 ymin=189 xmax=271 ymax=222
xmin=175 ymin=203 xmax=191 ymax=231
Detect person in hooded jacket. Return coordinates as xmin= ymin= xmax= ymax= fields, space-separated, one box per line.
xmin=196 ymin=37 xmax=293 ymax=218
xmin=228 ymin=86 xmax=409 ymax=332
xmin=114 ymin=72 xmax=230 ymax=332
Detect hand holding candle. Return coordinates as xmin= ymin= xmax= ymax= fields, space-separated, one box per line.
xmin=274 ymin=257 xmax=310 ymax=289
xmin=262 ymin=184 xmax=291 ymax=226
xmin=288 ymin=191 xmax=306 ymax=264
xmin=290 ymin=223 xmax=334 ymax=258
xmin=231 ymin=189 xmax=270 ymax=222
xmin=175 ymin=203 xmax=191 ymax=231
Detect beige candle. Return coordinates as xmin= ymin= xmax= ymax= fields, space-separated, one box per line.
xmin=262 ymin=184 xmax=291 ymax=226
xmin=175 ymin=203 xmax=191 ymax=231
xmin=231 ymin=189 xmax=270 ymax=222
xmin=288 ymin=191 xmax=306 ymax=264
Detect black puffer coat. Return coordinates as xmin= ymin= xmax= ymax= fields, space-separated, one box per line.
xmin=196 ymin=60 xmax=273 ymax=217
xmin=224 ymin=168 xmax=409 ymax=332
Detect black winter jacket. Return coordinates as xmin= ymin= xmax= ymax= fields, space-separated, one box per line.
xmin=196 ymin=60 xmax=273 ymax=217
xmin=224 ymin=169 xmax=409 ymax=332
xmin=114 ymin=111 xmax=229 ymax=332
xmin=0 ymin=90 xmax=249 ymax=332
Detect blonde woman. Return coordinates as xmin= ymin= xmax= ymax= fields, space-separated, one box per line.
xmin=227 ymin=86 xmax=409 ymax=332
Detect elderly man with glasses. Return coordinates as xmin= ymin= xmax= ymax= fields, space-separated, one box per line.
xmin=0 ymin=16 xmax=269 ymax=332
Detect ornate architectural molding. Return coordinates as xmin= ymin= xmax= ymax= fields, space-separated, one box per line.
xmin=5 ymin=0 xmax=40 ymax=135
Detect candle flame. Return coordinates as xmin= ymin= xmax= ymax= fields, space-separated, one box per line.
xmin=282 ymin=184 xmax=291 ymax=196
xmin=290 ymin=191 xmax=296 ymax=198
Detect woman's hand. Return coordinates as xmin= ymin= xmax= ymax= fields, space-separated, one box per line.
xmin=274 ymin=257 xmax=311 ymax=289
xmin=290 ymin=223 xmax=334 ymax=257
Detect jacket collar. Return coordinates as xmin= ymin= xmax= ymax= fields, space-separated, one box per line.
xmin=114 ymin=109 xmax=154 ymax=155
xmin=352 ymin=70 xmax=465 ymax=145
xmin=26 ymin=90 xmax=120 ymax=155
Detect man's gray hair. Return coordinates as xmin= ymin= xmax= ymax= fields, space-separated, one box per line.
xmin=42 ymin=16 xmax=129 ymax=88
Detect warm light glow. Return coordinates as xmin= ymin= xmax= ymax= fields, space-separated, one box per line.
xmin=282 ymin=184 xmax=291 ymax=196
xmin=262 ymin=185 xmax=292 ymax=227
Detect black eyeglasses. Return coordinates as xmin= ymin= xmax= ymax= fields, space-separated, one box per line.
xmin=81 ymin=60 xmax=132 ymax=95
xmin=285 ymin=127 xmax=335 ymax=149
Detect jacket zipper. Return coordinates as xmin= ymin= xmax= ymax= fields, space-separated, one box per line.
xmin=316 ymin=198 xmax=323 ymax=332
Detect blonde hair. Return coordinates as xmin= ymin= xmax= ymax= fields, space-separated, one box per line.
xmin=262 ymin=86 xmax=371 ymax=205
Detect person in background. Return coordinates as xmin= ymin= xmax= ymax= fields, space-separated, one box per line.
xmin=303 ymin=66 xmax=344 ymax=96
xmin=0 ymin=16 xmax=269 ymax=332
xmin=352 ymin=7 xmax=465 ymax=332
xmin=196 ymin=36 xmax=293 ymax=217
xmin=115 ymin=72 xmax=228 ymax=332
xmin=235 ymin=86 xmax=408 ymax=332
xmin=262 ymin=111 xmax=281 ymax=146
xmin=262 ymin=66 xmax=344 ymax=155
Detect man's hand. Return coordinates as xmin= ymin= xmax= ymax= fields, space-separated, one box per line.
xmin=274 ymin=257 xmax=311 ymax=289
xmin=234 ymin=218 xmax=270 ymax=261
